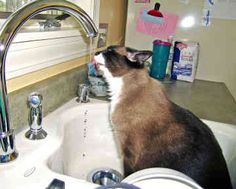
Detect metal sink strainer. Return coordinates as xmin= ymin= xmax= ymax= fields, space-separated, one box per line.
xmin=87 ymin=168 xmax=123 ymax=186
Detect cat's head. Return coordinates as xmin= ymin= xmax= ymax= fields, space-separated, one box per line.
xmin=93 ymin=46 xmax=152 ymax=78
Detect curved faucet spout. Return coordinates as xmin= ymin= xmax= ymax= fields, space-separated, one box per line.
xmin=0 ymin=0 xmax=98 ymax=163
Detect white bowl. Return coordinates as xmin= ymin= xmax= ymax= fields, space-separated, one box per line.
xmin=123 ymin=168 xmax=203 ymax=189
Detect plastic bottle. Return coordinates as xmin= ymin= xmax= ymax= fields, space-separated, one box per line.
xmin=166 ymin=36 xmax=174 ymax=77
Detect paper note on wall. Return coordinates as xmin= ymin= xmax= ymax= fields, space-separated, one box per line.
xmin=136 ymin=8 xmax=179 ymax=39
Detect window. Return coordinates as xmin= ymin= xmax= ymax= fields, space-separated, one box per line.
xmin=0 ymin=0 xmax=31 ymax=12
xmin=0 ymin=0 xmax=63 ymax=14
xmin=0 ymin=0 xmax=61 ymax=18
xmin=2 ymin=0 xmax=100 ymax=80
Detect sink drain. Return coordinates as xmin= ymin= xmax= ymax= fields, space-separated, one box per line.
xmin=87 ymin=168 xmax=123 ymax=186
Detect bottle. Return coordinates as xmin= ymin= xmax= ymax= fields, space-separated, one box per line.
xmin=147 ymin=3 xmax=163 ymax=18
xmin=166 ymin=36 xmax=174 ymax=77
xmin=150 ymin=40 xmax=171 ymax=80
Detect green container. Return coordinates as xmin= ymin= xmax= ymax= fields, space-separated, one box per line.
xmin=150 ymin=40 xmax=171 ymax=80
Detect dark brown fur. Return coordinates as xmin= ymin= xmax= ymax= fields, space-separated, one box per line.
xmin=95 ymin=46 xmax=232 ymax=189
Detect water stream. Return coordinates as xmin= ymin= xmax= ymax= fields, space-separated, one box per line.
xmin=89 ymin=37 xmax=96 ymax=62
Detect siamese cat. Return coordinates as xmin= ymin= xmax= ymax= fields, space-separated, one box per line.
xmin=93 ymin=46 xmax=232 ymax=189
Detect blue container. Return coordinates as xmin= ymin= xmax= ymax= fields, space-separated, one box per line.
xmin=150 ymin=40 xmax=171 ymax=80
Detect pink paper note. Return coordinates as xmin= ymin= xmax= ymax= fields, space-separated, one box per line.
xmin=136 ymin=8 xmax=179 ymax=39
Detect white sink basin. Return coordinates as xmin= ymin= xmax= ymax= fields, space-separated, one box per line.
xmin=0 ymin=98 xmax=107 ymax=189
xmin=48 ymin=101 xmax=123 ymax=180
xmin=0 ymin=98 xmax=235 ymax=189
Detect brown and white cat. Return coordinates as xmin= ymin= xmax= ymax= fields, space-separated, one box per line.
xmin=93 ymin=45 xmax=232 ymax=189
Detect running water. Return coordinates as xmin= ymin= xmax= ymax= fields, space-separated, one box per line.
xmin=89 ymin=37 xmax=96 ymax=62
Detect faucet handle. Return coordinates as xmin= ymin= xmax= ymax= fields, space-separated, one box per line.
xmin=28 ymin=92 xmax=43 ymax=108
xmin=77 ymin=84 xmax=90 ymax=103
xmin=25 ymin=92 xmax=47 ymax=140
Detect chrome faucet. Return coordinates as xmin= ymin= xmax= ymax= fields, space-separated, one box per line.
xmin=78 ymin=84 xmax=90 ymax=103
xmin=25 ymin=92 xmax=47 ymax=140
xmin=0 ymin=0 xmax=98 ymax=163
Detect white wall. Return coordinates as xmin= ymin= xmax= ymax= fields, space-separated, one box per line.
xmin=125 ymin=0 xmax=236 ymax=100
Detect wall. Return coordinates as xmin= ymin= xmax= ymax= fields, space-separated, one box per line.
xmin=99 ymin=0 xmax=127 ymax=45
xmin=7 ymin=55 xmax=90 ymax=93
xmin=9 ymin=65 xmax=87 ymax=132
xmin=125 ymin=0 xmax=236 ymax=100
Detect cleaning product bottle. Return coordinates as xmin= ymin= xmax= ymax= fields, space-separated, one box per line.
xmin=147 ymin=2 xmax=163 ymax=18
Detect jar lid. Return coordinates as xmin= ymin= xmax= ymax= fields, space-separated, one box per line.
xmin=153 ymin=40 xmax=172 ymax=46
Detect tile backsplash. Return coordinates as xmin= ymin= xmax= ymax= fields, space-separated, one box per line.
xmin=8 ymin=65 xmax=87 ymax=133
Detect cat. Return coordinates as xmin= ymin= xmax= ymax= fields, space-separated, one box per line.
xmin=93 ymin=45 xmax=232 ymax=189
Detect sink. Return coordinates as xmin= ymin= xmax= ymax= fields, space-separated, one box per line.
xmin=47 ymin=98 xmax=236 ymax=188
xmin=0 ymin=98 xmax=235 ymax=189
xmin=0 ymin=98 xmax=123 ymax=189
xmin=48 ymin=101 xmax=123 ymax=180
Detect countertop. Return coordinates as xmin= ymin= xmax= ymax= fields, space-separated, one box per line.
xmin=93 ymin=79 xmax=236 ymax=125
xmin=163 ymin=80 xmax=236 ymax=125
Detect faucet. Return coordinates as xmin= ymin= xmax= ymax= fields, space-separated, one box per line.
xmin=0 ymin=0 xmax=98 ymax=163
xmin=25 ymin=92 xmax=47 ymax=140
xmin=78 ymin=84 xmax=90 ymax=103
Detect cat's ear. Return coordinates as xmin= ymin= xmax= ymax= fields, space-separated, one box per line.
xmin=127 ymin=50 xmax=153 ymax=63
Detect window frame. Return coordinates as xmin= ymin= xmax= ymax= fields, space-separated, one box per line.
xmin=1 ymin=0 xmax=100 ymax=80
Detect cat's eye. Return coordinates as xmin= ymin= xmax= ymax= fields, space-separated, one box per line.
xmin=107 ymin=45 xmax=120 ymax=52
xmin=107 ymin=47 xmax=113 ymax=52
